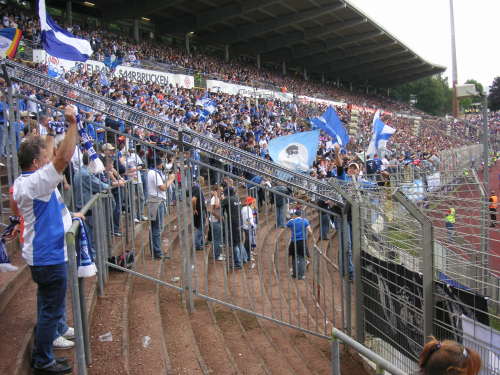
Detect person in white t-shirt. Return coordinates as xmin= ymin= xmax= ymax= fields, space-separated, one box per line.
xmin=147 ymin=157 xmax=176 ymax=259
xmin=12 ymin=105 xmax=78 ymax=373
xmin=125 ymin=149 xmax=146 ymax=222
xmin=241 ymin=196 xmax=257 ymax=262
xmin=208 ymin=185 xmax=224 ymax=261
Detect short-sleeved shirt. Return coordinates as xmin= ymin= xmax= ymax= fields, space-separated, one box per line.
xmin=147 ymin=169 xmax=166 ymax=200
xmin=286 ymin=217 xmax=310 ymax=242
xmin=13 ymin=163 xmax=72 ymax=266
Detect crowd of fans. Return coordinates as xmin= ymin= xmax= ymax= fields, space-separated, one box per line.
xmin=0 ymin=3 xmax=495 ymax=374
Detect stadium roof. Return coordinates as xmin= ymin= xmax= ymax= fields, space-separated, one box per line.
xmin=66 ymin=0 xmax=446 ymax=87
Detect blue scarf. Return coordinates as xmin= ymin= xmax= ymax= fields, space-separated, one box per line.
xmin=74 ymin=217 xmax=97 ymax=278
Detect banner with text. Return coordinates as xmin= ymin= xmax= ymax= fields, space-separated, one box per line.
xmin=33 ymin=49 xmax=194 ymax=88
xmin=206 ymin=79 xmax=294 ymax=102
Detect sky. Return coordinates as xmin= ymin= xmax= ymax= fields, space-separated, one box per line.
xmin=346 ymin=0 xmax=499 ymax=91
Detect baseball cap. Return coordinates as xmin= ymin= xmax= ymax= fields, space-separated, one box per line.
xmin=101 ymin=143 xmax=116 ymax=152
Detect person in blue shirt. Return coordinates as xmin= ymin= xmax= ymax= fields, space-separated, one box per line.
xmin=286 ymin=209 xmax=314 ymax=280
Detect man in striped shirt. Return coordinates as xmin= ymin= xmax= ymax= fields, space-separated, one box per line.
xmin=12 ymin=105 xmax=78 ymax=374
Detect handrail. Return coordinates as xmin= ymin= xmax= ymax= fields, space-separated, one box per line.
xmin=65 ymin=191 xmax=107 ymax=375
xmin=2 ymin=59 xmax=348 ymax=205
xmin=331 ymin=327 xmax=407 ymax=375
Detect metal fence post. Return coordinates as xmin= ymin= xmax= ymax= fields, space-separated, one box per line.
xmin=66 ymin=226 xmax=88 ymax=375
xmin=351 ymin=200 xmax=364 ymax=343
xmin=331 ymin=335 xmax=341 ymax=375
xmin=177 ymin=130 xmax=194 ymax=312
xmin=393 ymin=190 xmax=434 ymax=341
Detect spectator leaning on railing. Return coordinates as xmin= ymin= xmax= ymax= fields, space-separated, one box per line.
xmin=11 ymin=105 xmax=79 ymax=375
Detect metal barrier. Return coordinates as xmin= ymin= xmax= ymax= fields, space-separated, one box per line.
xmin=7 ymin=60 xmax=500 ymax=375
xmin=351 ymin=167 xmax=499 ymax=375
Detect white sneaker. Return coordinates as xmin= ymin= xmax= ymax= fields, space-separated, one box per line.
xmin=53 ymin=336 xmax=74 ymax=349
xmin=216 ymin=255 xmax=226 ymax=261
xmin=63 ymin=327 xmax=75 ymax=339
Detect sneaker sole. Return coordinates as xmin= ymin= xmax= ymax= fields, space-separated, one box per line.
xmin=53 ymin=345 xmax=74 ymax=350
xmin=33 ymin=368 xmax=72 ymax=375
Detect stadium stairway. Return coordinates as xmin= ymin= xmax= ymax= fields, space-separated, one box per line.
xmin=2 ymin=193 xmax=372 ymax=374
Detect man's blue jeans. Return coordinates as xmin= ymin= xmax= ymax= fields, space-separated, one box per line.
xmin=30 ymin=262 xmax=68 ymax=368
xmin=210 ymin=221 xmax=222 ymax=258
xmin=320 ymin=213 xmax=330 ymax=240
xmin=232 ymin=242 xmax=244 ymax=268
xmin=112 ymin=189 xmax=122 ymax=233
xmin=151 ymin=203 xmax=166 ymax=257
xmin=276 ymin=204 xmax=286 ymax=228
xmin=194 ymin=220 xmax=205 ymax=250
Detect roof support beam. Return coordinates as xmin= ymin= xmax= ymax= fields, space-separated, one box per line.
xmin=383 ymin=71 xmax=439 ymax=87
xmin=375 ymin=67 xmax=439 ymax=86
xmin=159 ymin=0 xmax=282 ymax=34
xmin=103 ymin=0 xmax=185 ymax=20
xmin=368 ymin=61 xmax=428 ymax=80
xmin=327 ymin=49 xmax=411 ymax=74
xmin=232 ymin=16 xmax=366 ymax=55
xmin=304 ymin=40 xmax=396 ymax=69
xmin=210 ymin=3 xmax=346 ymax=44
xmin=289 ymin=29 xmax=382 ymax=61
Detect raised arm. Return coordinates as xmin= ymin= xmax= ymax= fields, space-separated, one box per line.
xmin=53 ymin=106 xmax=78 ymax=174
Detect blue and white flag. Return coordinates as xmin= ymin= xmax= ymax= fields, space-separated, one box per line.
xmin=47 ymin=63 xmax=62 ymax=78
xmin=366 ymin=110 xmax=395 ymax=157
xmin=196 ymin=93 xmax=217 ymax=122
xmin=103 ymin=55 xmax=122 ymax=69
xmin=310 ymin=106 xmax=350 ymax=147
xmin=38 ymin=0 xmax=92 ymax=61
xmin=99 ymin=71 xmax=110 ymax=87
xmin=268 ymin=130 xmax=320 ymax=172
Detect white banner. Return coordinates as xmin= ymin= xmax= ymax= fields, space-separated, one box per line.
xmin=33 ymin=49 xmax=194 ymax=88
xmin=206 ymin=79 xmax=293 ymax=102
xmin=427 ymin=172 xmax=441 ymax=192
xmin=297 ymin=95 xmax=346 ymax=107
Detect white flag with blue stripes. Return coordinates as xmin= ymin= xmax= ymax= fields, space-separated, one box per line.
xmin=38 ymin=0 xmax=93 ymax=61
xmin=366 ymin=110 xmax=395 ymax=157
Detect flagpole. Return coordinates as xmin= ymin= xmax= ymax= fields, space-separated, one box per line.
xmin=449 ymin=0 xmax=459 ymax=118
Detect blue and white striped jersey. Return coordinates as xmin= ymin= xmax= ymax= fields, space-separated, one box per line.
xmin=13 ymin=163 xmax=72 ymax=266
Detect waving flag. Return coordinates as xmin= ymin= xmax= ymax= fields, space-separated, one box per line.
xmin=0 ymin=28 xmax=22 ymax=59
xmin=38 ymin=0 xmax=92 ymax=61
xmin=103 ymin=55 xmax=123 ymax=69
xmin=268 ymin=130 xmax=320 ymax=172
xmin=310 ymin=106 xmax=350 ymax=147
xmin=366 ymin=110 xmax=395 ymax=157
xmin=196 ymin=92 xmax=217 ymax=122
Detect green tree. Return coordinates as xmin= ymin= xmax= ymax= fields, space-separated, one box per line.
xmin=459 ymin=79 xmax=483 ymax=111
xmin=390 ymin=75 xmax=452 ymax=116
xmin=488 ymin=77 xmax=500 ymax=111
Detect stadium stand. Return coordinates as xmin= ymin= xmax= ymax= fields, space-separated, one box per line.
xmin=0 ymin=1 xmax=498 ymax=375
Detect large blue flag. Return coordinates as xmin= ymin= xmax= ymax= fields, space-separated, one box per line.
xmin=310 ymin=106 xmax=349 ymax=147
xmin=38 ymin=0 xmax=92 ymax=61
xmin=268 ymin=130 xmax=320 ymax=172
xmin=366 ymin=110 xmax=395 ymax=157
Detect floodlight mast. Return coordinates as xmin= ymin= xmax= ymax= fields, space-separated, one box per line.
xmin=449 ymin=0 xmax=459 ymax=118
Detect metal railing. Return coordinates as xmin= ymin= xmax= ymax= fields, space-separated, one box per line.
xmin=6 ymin=58 xmax=499 ymax=375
